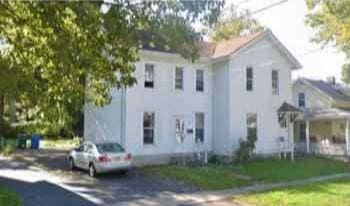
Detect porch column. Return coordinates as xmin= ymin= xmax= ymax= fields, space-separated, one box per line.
xmin=346 ymin=120 xmax=350 ymax=156
xmin=306 ymin=121 xmax=310 ymax=154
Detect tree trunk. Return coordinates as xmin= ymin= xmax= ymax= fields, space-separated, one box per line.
xmin=0 ymin=95 xmax=4 ymax=138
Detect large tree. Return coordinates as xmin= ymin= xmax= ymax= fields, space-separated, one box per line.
xmin=209 ymin=4 xmax=262 ymax=42
xmin=0 ymin=0 xmax=224 ymax=136
xmin=305 ymin=0 xmax=350 ymax=84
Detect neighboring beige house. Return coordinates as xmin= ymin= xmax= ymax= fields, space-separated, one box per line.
xmin=293 ymin=78 xmax=350 ymax=156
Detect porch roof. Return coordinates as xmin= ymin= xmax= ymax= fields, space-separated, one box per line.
xmin=304 ymin=108 xmax=350 ymax=120
xmin=278 ymin=102 xmax=302 ymax=114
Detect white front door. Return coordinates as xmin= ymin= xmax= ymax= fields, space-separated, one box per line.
xmin=175 ymin=116 xmax=185 ymax=144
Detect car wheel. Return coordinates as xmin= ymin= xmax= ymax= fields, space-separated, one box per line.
xmin=69 ymin=158 xmax=76 ymax=171
xmin=120 ymin=169 xmax=129 ymax=175
xmin=89 ymin=164 xmax=97 ymax=178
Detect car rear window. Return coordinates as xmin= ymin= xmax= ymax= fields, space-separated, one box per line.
xmin=96 ymin=143 xmax=125 ymax=153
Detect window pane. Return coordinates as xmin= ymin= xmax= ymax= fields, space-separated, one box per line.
xmin=143 ymin=112 xmax=154 ymax=144
xmin=175 ymin=67 xmax=183 ymax=90
xmin=195 ymin=113 xmax=204 ymax=143
xmin=145 ymin=64 xmax=154 ymax=88
xmin=196 ymin=70 xmax=204 ymax=92
xmin=298 ymin=93 xmax=305 ymax=107
xmin=272 ymin=70 xmax=279 ymax=95
xmin=246 ymin=113 xmax=257 ymax=139
xmin=246 ymin=67 xmax=253 ymax=91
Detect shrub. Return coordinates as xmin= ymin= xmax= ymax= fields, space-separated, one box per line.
xmin=1 ymin=144 xmax=14 ymax=156
xmin=235 ymin=133 xmax=257 ymax=164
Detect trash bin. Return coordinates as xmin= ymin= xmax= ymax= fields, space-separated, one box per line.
xmin=31 ymin=134 xmax=40 ymax=150
xmin=17 ymin=133 xmax=27 ymax=149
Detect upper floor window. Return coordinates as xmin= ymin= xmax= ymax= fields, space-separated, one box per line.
xmin=175 ymin=67 xmax=184 ymax=90
xmin=246 ymin=67 xmax=253 ymax=91
xmin=143 ymin=112 xmax=155 ymax=145
xmin=144 ymin=64 xmax=154 ymax=88
xmin=272 ymin=70 xmax=279 ymax=95
xmin=298 ymin=92 xmax=306 ymax=107
xmin=196 ymin=69 xmax=204 ymax=92
xmin=195 ymin=113 xmax=205 ymax=143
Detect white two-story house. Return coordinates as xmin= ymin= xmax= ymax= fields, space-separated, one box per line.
xmin=84 ymin=29 xmax=302 ymax=165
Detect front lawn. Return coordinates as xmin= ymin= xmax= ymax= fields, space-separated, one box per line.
xmin=144 ymin=165 xmax=250 ymax=190
xmin=0 ymin=186 xmax=21 ymax=206
xmin=144 ymin=156 xmax=350 ymax=190
xmin=235 ymin=177 xmax=350 ymax=206
xmin=234 ymin=156 xmax=350 ymax=183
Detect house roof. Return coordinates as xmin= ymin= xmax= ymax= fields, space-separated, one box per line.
xmin=142 ymin=29 xmax=302 ymax=69
xmin=303 ymin=108 xmax=350 ymax=120
xmin=298 ymin=78 xmax=350 ymax=103
xmin=278 ymin=102 xmax=302 ymax=114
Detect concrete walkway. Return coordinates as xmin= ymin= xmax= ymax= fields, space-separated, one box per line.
xmin=115 ymin=172 xmax=350 ymax=206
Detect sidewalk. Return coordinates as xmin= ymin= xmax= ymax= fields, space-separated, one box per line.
xmin=115 ymin=172 xmax=350 ymax=206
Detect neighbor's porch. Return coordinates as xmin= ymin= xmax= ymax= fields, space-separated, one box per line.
xmin=294 ymin=108 xmax=350 ymax=156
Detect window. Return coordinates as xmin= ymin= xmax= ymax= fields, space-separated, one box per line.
xmin=143 ymin=112 xmax=155 ymax=144
xmin=246 ymin=113 xmax=257 ymax=140
xmin=298 ymin=92 xmax=305 ymax=107
xmin=272 ymin=70 xmax=279 ymax=95
xmin=246 ymin=67 xmax=253 ymax=91
xmin=144 ymin=64 xmax=154 ymax=88
xmin=175 ymin=67 xmax=184 ymax=90
xmin=195 ymin=113 xmax=204 ymax=143
xmin=196 ymin=69 xmax=204 ymax=92
xmin=299 ymin=123 xmax=306 ymax=141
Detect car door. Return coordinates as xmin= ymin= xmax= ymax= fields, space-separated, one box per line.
xmin=74 ymin=145 xmax=85 ymax=168
xmin=81 ymin=144 xmax=94 ymax=170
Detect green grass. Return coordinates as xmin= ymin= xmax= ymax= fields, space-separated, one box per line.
xmin=0 ymin=186 xmax=21 ymax=206
xmin=235 ymin=177 xmax=350 ymax=206
xmin=144 ymin=157 xmax=350 ymax=190
xmin=233 ymin=156 xmax=350 ymax=183
xmin=144 ymin=165 xmax=250 ymax=190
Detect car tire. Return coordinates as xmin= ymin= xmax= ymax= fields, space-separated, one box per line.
xmin=89 ymin=164 xmax=97 ymax=178
xmin=69 ymin=158 xmax=76 ymax=171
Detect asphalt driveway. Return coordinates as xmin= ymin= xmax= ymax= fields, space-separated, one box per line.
xmin=0 ymin=149 xmax=199 ymax=206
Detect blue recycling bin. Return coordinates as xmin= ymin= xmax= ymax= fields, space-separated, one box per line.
xmin=31 ymin=134 xmax=40 ymax=149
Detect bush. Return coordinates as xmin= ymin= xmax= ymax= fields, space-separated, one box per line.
xmin=235 ymin=132 xmax=257 ymax=164
xmin=1 ymin=144 xmax=14 ymax=156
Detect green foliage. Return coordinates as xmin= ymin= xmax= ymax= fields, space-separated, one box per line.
xmin=209 ymin=4 xmax=263 ymax=42
xmin=1 ymin=144 xmax=14 ymax=156
xmin=305 ymin=0 xmax=350 ymax=83
xmin=0 ymin=186 xmax=21 ymax=206
xmin=235 ymin=130 xmax=257 ymax=164
xmin=236 ymin=177 xmax=350 ymax=206
xmin=0 ymin=1 xmax=224 ymax=135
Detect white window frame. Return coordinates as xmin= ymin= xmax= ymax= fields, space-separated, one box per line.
xmin=246 ymin=66 xmax=253 ymax=91
xmin=174 ymin=66 xmax=184 ymax=91
xmin=144 ymin=63 xmax=154 ymax=88
xmin=195 ymin=113 xmax=205 ymax=143
xmin=195 ymin=69 xmax=204 ymax=92
xmin=142 ymin=112 xmax=155 ymax=145
xmin=272 ymin=69 xmax=279 ymax=95
xmin=174 ymin=115 xmax=185 ymax=143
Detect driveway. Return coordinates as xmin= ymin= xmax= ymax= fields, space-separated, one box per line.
xmin=0 ymin=149 xmax=204 ymax=206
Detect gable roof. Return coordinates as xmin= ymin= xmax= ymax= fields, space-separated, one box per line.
xmin=297 ymin=78 xmax=350 ymax=103
xmin=278 ymin=102 xmax=302 ymax=114
xmin=199 ymin=29 xmax=302 ymax=69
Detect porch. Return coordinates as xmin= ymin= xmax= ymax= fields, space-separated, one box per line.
xmin=294 ymin=108 xmax=350 ymax=156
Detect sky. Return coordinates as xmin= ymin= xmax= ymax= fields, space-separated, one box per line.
xmin=228 ymin=0 xmax=346 ymax=82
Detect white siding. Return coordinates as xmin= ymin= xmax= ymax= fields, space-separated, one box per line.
xmin=84 ymin=88 xmax=123 ymax=144
xmin=124 ymin=51 xmax=213 ymax=156
xmin=212 ymin=60 xmax=231 ymax=155
xmin=228 ymin=36 xmax=293 ymax=154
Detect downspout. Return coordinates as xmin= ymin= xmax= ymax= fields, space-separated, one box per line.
xmin=120 ymin=87 xmax=127 ymax=148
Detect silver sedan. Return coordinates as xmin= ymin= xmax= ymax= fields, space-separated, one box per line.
xmin=68 ymin=142 xmax=132 ymax=177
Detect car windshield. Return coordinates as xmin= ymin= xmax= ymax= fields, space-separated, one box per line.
xmin=96 ymin=143 xmax=125 ymax=153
